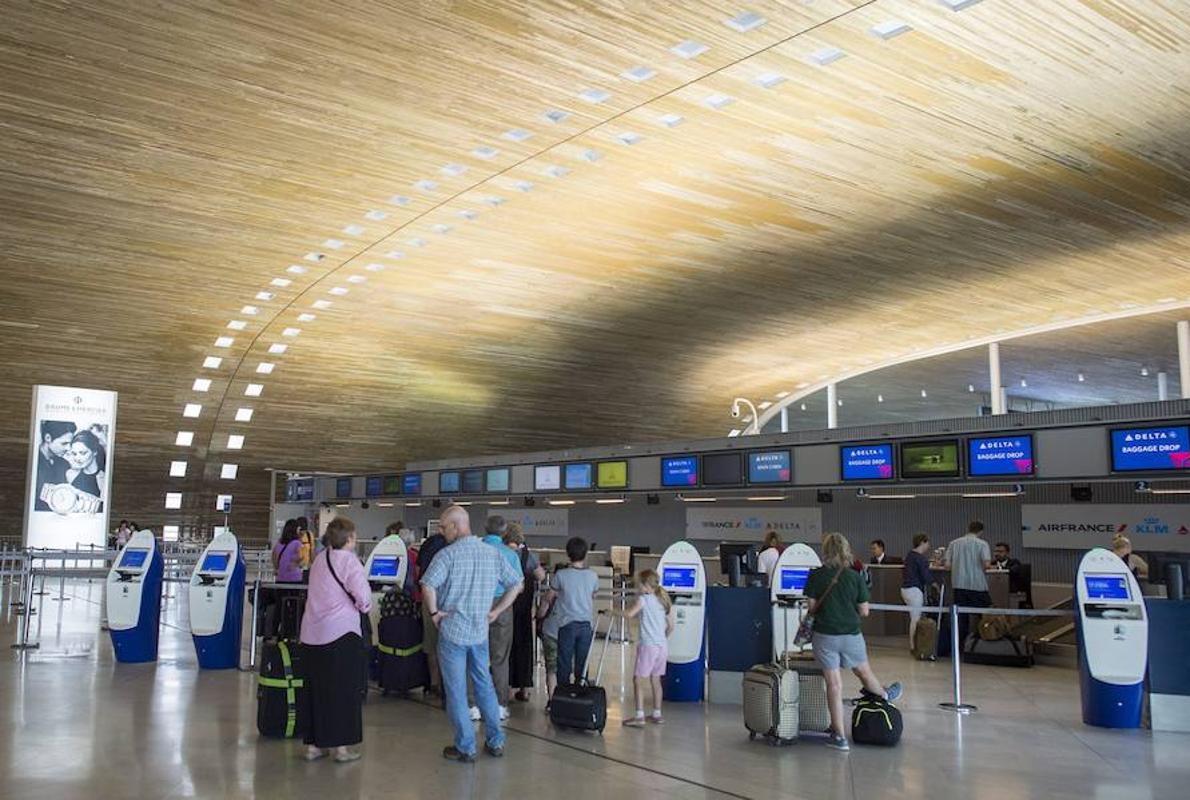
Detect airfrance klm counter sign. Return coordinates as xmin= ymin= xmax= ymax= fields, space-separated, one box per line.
xmin=1023 ymin=505 xmax=1190 ymax=553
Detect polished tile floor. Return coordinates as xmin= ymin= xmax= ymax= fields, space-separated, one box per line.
xmin=1 ymin=578 xmax=1184 ymax=800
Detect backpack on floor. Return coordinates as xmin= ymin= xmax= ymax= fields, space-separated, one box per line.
xmin=851 ymin=695 xmax=903 ymax=746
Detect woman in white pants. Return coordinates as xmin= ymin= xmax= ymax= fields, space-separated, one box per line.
xmin=900 ymin=533 xmax=933 ymax=648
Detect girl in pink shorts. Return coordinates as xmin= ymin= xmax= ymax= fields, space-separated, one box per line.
xmin=621 ymin=570 xmax=675 ymax=727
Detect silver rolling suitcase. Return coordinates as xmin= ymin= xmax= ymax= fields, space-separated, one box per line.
xmin=743 ymin=603 xmax=799 ymax=745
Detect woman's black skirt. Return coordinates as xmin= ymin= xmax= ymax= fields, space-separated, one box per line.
xmin=508 ymin=591 xmax=536 ymax=689
xmin=302 ymin=632 xmax=364 ymax=748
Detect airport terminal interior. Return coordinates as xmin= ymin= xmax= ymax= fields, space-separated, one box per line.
xmin=2 ymin=1 xmax=1190 ymax=798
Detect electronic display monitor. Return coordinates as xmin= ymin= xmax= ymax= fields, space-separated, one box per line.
xmin=402 ymin=473 xmax=421 ymax=495
xmin=661 ymin=456 xmax=699 ymax=487
xmin=968 ymin=434 xmax=1035 ymax=476
xmin=702 ymin=452 xmax=744 ymax=486
xmin=564 ymin=463 xmax=593 ymax=490
xmin=1084 ymin=573 xmax=1130 ymax=601
xmin=534 ymin=465 xmax=561 ymax=492
xmin=119 ymin=548 xmax=148 ymax=569
xmin=335 ymin=477 xmax=352 ymax=498
xmin=719 ymin=542 xmax=759 ymax=577
xmin=840 ymin=443 xmax=895 ymax=481
xmin=200 ymin=552 xmax=231 ymax=573
xmin=439 ymin=471 xmax=461 ymax=494
xmin=365 ymin=476 xmax=384 ymax=497
xmin=461 ymin=470 xmax=484 ymax=494
xmin=382 ymin=475 xmax=401 ymax=495
xmin=779 ymin=567 xmax=810 ymax=593
xmin=1110 ymin=425 xmax=1190 ymax=472
xmin=900 ymin=440 xmax=960 ymax=479
xmin=596 ymin=460 xmax=628 ymax=489
xmin=748 ymin=450 xmax=791 ymax=484
xmin=662 ymin=566 xmax=697 ymax=590
xmin=486 ymin=468 xmax=510 ymax=493
xmin=295 ymin=479 xmax=314 ymax=501
xmin=369 ymin=556 xmax=400 ymax=579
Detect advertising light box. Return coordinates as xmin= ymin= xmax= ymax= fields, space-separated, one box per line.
xmin=661 ymin=456 xmax=699 ymax=487
xmin=336 ymin=477 xmax=352 ymax=498
xmin=596 ymin=461 xmax=628 ymax=489
xmin=1111 ymin=425 xmax=1190 ymax=472
xmin=365 ymin=476 xmax=384 ymax=497
xmin=402 ymin=473 xmax=421 ymax=495
xmin=900 ymin=440 xmax=960 ymax=479
xmin=486 ymin=467 xmax=510 ymax=493
xmin=841 ymin=444 xmax=895 ymax=481
xmin=748 ymin=450 xmax=791 ymax=484
xmin=564 ymin=463 xmax=593 ymax=490
xmin=968 ymin=434 xmax=1035 ymax=477
xmin=535 ymin=465 xmax=561 ymax=492
xmin=461 ymin=470 xmax=484 ymax=494
xmin=439 ymin=472 xmax=461 ymax=494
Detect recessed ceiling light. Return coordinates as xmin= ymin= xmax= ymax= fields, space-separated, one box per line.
xmin=303 ymin=252 xmax=325 ymax=263
xmin=658 ymin=113 xmax=684 ymax=128
xmin=365 ymin=263 xmax=386 ymax=272
xmin=672 ymin=40 xmax=709 ymax=59
xmin=364 ymin=209 xmax=388 ymax=221
xmin=169 ymin=460 xmax=187 ymax=478
xmin=939 ymin=0 xmax=984 ymax=10
xmin=726 ymin=11 xmax=766 ymax=32
xmin=920 ymin=388 xmax=928 ymax=398
xmin=871 ymin=20 xmax=912 ymax=39
xmin=271 ymin=277 xmax=292 ymax=287
xmin=346 ymin=274 xmax=367 ymax=284
xmin=384 ymin=250 xmax=404 ymax=259
xmin=297 ymin=313 xmax=316 ymax=322
xmin=836 ymin=399 xmax=843 ymax=407
xmin=214 ymin=336 xmax=234 ymax=348
xmin=728 ymin=429 xmax=741 ymax=438
xmin=388 ymin=195 xmax=412 ymax=206
xmin=544 ymin=165 xmax=570 ymax=178
xmin=282 ymin=327 xmax=300 ymax=337
xmin=1020 ymin=378 xmax=1028 ymax=387
xmin=502 ymin=128 xmax=533 ymax=142
xmin=414 ymin=179 xmax=438 ymax=192
xmin=175 ymin=431 xmax=194 ymax=446
xmin=542 ymin=109 xmax=569 ymax=124
xmin=312 ymin=300 xmax=332 ymax=310
xmin=757 ymin=401 xmax=773 ymax=410
xmin=164 ymin=492 xmax=182 ymax=510
xmin=472 ymin=145 xmax=499 ymax=159
xmin=579 ymin=149 xmax=602 ymax=162
xmin=227 ymin=434 xmax=245 ymax=450
xmin=234 ymin=408 xmax=254 ymax=422
xmin=244 ymin=384 xmax=263 ymax=397
xmin=1140 ymin=367 xmax=1150 ymax=377
xmin=322 ymin=238 xmax=345 ymax=250
xmin=286 ymin=265 xmax=307 ymax=274
xmin=432 ymin=224 xmax=452 ymax=234
xmin=1156 ymin=297 xmax=1177 ymax=303
xmin=440 ymin=163 xmax=468 ymax=177
xmin=183 ymin=403 xmax=202 ymax=418
xmin=226 ymin=320 xmax=247 ymax=331
xmin=622 ymin=66 xmax=656 ymax=82
xmin=240 ymin=305 xmax=259 ymax=316
xmin=809 ymin=47 xmax=845 ymax=66
xmin=579 ymin=88 xmax=611 ymax=104
xmin=1077 ymin=373 xmax=1086 ymax=382
xmin=615 ymin=132 xmax=642 ymax=145
xmin=268 ymin=343 xmax=288 ymax=355
xmin=202 ymin=356 xmax=223 ymax=369
xmin=513 ymin=180 xmax=534 ymax=192
xmin=408 ymin=237 xmax=428 ymax=247
xmin=328 ymin=286 xmax=348 ymax=296
xmin=256 ymin=291 xmax=275 ymax=301
xmin=457 ymin=209 xmax=478 ymax=220
xmin=256 ymin=362 xmax=275 ymax=375
xmin=342 ymin=224 xmax=366 ymax=236
xmin=220 ymin=464 xmax=238 ymax=480
xmin=877 ymin=394 xmax=884 ymax=403
xmin=215 ymin=494 xmax=232 ymax=510
xmin=483 ymin=195 xmax=506 ymax=206
xmin=968 ymin=384 xmax=975 ymax=392
xmin=776 ymin=391 xmax=790 ymax=398
xmin=800 ymin=403 xmax=807 ymax=411
xmin=192 ymin=378 xmax=211 ymax=392
xmin=703 ymin=93 xmax=736 ymax=109
xmin=755 ymin=72 xmax=787 ymax=89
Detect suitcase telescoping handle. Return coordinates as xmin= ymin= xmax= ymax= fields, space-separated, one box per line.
xmin=771 ymin=599 xmax=793 ymax=666
xmin=585 ymin=610 xmax=613 ymax=685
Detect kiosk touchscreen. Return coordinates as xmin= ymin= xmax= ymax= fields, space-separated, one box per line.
xmin=1075 ymin=548 xmax=1148 ymax=728
xmin=659 ymin=541 xmax=706 ymax=702
xmin=106 ymin=530 xmax=165 ymax=663
xmin=189 ymin=531 xmax=246 ymax=670
xmin=362 ymin=534 xmax=408 ymax=632
xmin=770 ymin=543 xmax=821 ymax=659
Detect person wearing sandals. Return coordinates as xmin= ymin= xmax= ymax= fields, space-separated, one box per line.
xmin=620 ymin=569 xmax=674 ymax=727
xmin=805 ymin=532 xmax=902 ymax=752
xmin=299 ymin=516 xmax=371 ymax=763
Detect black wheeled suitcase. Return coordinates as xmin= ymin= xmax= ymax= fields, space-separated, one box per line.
xmin=377 ymin=592 xmax=430 ymax=694
xmin=257 ymin=639 xmax=306 ymax=738
xmin=549 ymin=613 xmax=612 ymax=733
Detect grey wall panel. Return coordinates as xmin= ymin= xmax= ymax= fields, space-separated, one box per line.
xmin=422 ymin=471 xmax=439 ymax=497
xmin=511 ymin=465 xmax=533 ymax=494
xmin=1037 ymin=426 xmax=1108 ymax=478
xmin=631 ymin=456 xmax=661 ymax=491
xmin=794 ymin=444 xmax=840 ymax=485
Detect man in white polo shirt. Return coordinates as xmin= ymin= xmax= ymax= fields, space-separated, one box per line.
xmin=944 ymin=520 xmax=993 ymax=651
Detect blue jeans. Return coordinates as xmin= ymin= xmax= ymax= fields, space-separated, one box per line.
xmin=439 ymin=638 xmax=504 ymax=754
xmin=556 ymin=621 xmax=593 ymax=685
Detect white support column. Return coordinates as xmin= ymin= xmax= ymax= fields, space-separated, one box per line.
xmin=826 ymin=383 xmax=838 ymax=429
xmin=989 ymin=342 xmax=1004 ymax=414
xmin=1158 ymin=371 xmax=1169 ymax=402
xmin=1179 ymin=320 xmax=1190 ymax=399
xmin=999 ymin=387 xmax=1009 ymax=414
xmin=780 ymin=407 xmax=789 ymax=433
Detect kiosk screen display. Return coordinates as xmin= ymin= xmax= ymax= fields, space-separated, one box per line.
xmin=841 ymin=444 xmax=895 ymax=481
xmin=661 ymin=456 xmax=699 ymax=487
xmin=1110 ymin=425 xmax=1190 ymax=471
xmin=900 ymin=440 xmax=960 ymax=479
xmin=336 ymin=477 xmax=352 ymax=498
xmin=968 ymin=435 xmax=1035 ymax=476
xmin=564 ymin=463 xmax=593 ymax=490
xmin=403 ymin=473 xmax=422 ymax=495
xmin=365 ymin=476 xmax=384 ymax=497
xmin=596 ymin=461 xmax=628 ymax=489
xmin=382 ymin=475 xmax=401 ymax=495
xmin=662 ymin=567 xmax=697 ymax=590
xmin=486 ymin=468 xmax=510 ymax=493
xmin=461 ymin=470 xmax=484 ymax=494
xmin=369 ymin=556 xmax=400 ymax=579
xmin=119 ymin=548 xmax=148 ymax=569
xmin=439 ymin=472 xmax=461 ymax=494
xmin=702 ymin=452 xmax=743 ymax=486
xmin=1085 ymin=573 xmax=1130 ymax=600
xmin=200 ymin=552 xmax=231 ymax=573
xmin=779 ymin=567 xmax=810 ymax=593
xmin=535 ymin=465 xmax=561 ymax=491
xmin=748 ymin=451 xmax=791 ymax=484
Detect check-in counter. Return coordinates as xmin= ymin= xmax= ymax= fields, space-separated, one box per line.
xmin=633 ymin=554 xmax=722 ymax=587
xmin=862 ymin=565 xmax=1010 ymax=637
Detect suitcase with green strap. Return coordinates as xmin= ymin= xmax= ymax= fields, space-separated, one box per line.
xmin=257 ymin=640 xmax=307 ymax=738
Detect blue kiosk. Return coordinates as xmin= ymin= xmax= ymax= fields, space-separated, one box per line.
xmin=659 ymin=540 xmax=706 ymax=702
xmin=106 ymin=529 xmax=165 ymax=663
xmin=189 ymin=531 xmax=246 ymax=669
xmin=1075 ymin=547 xmax=1148 ymax=728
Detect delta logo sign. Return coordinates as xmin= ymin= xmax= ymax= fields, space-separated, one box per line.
xmin=973 ymin=438 xmax=1032 ymax=474
xmin=1114 ymin=427 xmax=1190 ymax=470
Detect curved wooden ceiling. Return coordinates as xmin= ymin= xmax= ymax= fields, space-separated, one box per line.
xmin=2 ymin=0 xmax=1188 ymax=534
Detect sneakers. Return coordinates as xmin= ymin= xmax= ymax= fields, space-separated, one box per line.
xmin=484 ymin=742 xmax=504 ymax=758
xmin=468 ymin=706 xmax=481 ymax=721
xmin=826 ymin=733 xmax=851 ymax=752
xmin=622 ymin=715 xmax=647 ymax=728
xmin=648 ymin=713 xmax=664 ymax=725
xmin=499 ymin=705 xmax=510 ymax=721
xmin=442 ymin=746 xmax=476 ymax=763
xmin=884 ymin=682 xmax=903 ymax=703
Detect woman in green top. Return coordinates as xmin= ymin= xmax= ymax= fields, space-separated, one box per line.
xmin=805 ymin=532 xmax=903 ymax=752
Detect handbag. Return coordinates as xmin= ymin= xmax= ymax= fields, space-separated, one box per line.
xmin=792 ymin=567 xmax=846 ymax=647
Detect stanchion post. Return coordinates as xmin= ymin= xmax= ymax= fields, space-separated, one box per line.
xmin=939 ymin=604 xmax=977 ymax=714
xmin=245 ymin=573 xmax=261 ymax=672
xmin=12 ymin=551 xmax=28 ymax=612
xmin=12 ymin=559 xmax=40 ymax=650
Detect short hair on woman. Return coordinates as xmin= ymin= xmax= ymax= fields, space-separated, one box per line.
xmin=385 ymin=521 xmax=405 ymax=537
xmin=763 ymin=529 xmax=781 ymax=549
xmin=325 ymin=517 xmax=356 ymax=549
xmin=820 ymin=532 xmax=854 ymax=568
xmin=565 ymin=536 xmax=588 ymax=562
xmin=912 ymin=533 xmax=930 ymax=549
xmin=502 ymin=522 xmax=525 ymax=546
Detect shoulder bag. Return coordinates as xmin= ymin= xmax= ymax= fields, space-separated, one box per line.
xmin=792 ymin=567 xmax=846 ymax=647
xmin=324 ymin=549 xmax=373 ymax=649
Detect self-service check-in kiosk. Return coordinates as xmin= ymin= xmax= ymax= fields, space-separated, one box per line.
xmin=363 ymin=534 xmax=408 ymax=631
xmin=189 ymin=532 xmax=246 ymax=670
xmin=660 ymin=540 xmax=706 ymax=702
xmin=1076 ymin=548 xmax=1148 ymax=728
xmin=107 ymin=530 xmax=165 ymax=663
xmin=771 ymin=543 xmax=821 ymax=658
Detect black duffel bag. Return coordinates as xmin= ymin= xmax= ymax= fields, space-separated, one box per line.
xmin=851 ymin=695 xmax=903 ymax=746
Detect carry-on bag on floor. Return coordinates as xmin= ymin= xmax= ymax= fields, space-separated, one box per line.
xmin=257 ymin=640 xmax=306 ymax=738
xmin=851 ymin=694 xmax=903 ymax=746
xmin=964 ymin=633 xmax=1035 ymax=667
xmin=549 ymin=613 xmax=612 ymax=733
xmin=744 ymin=602 xmax=800 ymax=745
xmin=789 ymin=659 xmax=831 ymax=734
xmin=377 ymin=592 xmax=430 ymax=694
xmin=914 ymin=582 xmax=945 ymax=660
